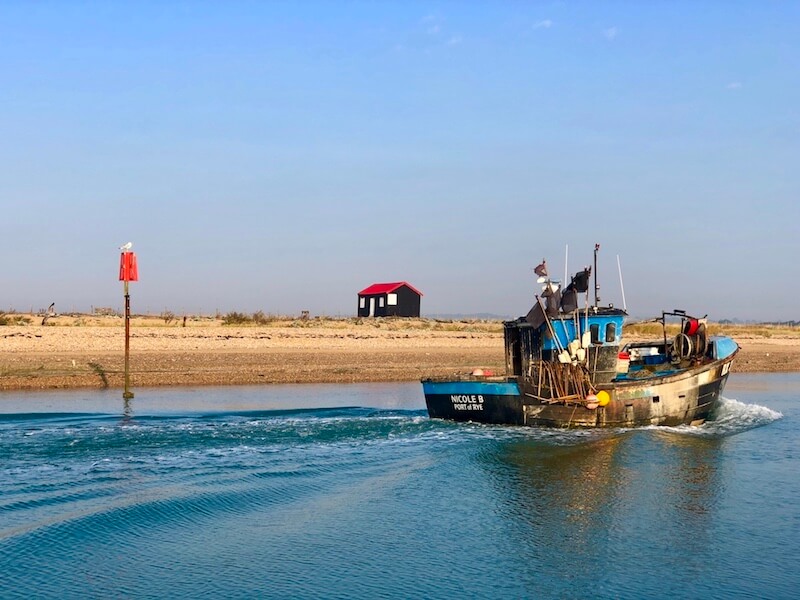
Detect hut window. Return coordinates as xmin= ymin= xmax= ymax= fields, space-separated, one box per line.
xmin=359 ymin=297 xmax=365 ymax=309
xmin=605 ymin=322 xmax=616 ymax=342
xmin=387 ymin=293 xmax=398 ymax=306
xmin=590 ymin=324 xmax=600 ymax=343
xmin=379 ymin=297 xmax=384 ymax=307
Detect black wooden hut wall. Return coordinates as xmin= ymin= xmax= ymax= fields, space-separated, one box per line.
xmin=357 ymin=282 xmax=422 ymax=318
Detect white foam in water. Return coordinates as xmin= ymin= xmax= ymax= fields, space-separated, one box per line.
xmin=652 ymin=395 xmax=784 ymax=437
xmin=708 ymin=395 xmax=783 ymax=433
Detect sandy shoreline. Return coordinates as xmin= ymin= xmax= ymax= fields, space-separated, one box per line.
xmin=1 ymin=318 xmax=799 ymax=391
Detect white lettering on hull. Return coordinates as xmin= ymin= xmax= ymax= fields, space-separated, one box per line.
xmin=450 ymin=394 xmax=485 ymax=411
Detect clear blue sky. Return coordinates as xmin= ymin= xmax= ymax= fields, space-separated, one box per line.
xmin=1 ymin=2 xmax=798 ymax=321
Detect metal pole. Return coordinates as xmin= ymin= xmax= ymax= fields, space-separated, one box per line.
xmin=123 ymin=280 xmax=134 ymax=399
xmin=593 ymin=244 xmax=600 ymax=307
xmin=617 ymin=254 xmax=627 ymax=311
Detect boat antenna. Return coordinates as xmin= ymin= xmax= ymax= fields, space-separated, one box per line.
xmin=617 ymin=254 xmax=627 ymax=311
xmin=564 ymin=244 xmax=568 ymax=288
xmin=593 ymin=243 xmax=600 ymax=307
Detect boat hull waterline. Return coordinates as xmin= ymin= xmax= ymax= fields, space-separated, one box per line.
xmin=423 ymin=354 xmax=734 ymax=428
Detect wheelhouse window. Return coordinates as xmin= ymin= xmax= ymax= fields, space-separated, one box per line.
xmin=605 ymin=322 xmax=616 ymax=343
xmin=590 ymin=324 xmax=600 ymax=343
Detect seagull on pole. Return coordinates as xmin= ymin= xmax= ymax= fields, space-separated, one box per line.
xmin=119 ymin=242 xmax=133 ymax=251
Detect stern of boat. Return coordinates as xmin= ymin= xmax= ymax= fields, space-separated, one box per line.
xmin=422 ymin=378 xmax=524 ymax=425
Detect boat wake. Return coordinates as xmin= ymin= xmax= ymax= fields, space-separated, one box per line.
xmin=707 ymin=395 xmax=783 ymax=433
xmin=650 ymin=395 xmax=783 ymax=438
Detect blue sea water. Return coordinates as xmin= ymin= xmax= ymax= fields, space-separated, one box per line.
xmin=0 ymin=375 xmax=797 ymax=599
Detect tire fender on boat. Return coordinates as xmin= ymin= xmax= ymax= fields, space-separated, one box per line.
xmin=674 ymin=333 xmax=694 ymax=360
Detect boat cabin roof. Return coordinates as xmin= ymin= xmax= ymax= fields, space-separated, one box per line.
xmin=507 ymin=307 xmax=627 ymax=351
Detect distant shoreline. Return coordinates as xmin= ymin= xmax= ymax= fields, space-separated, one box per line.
xmin=1 ymin=316 xmax=798 ymax=392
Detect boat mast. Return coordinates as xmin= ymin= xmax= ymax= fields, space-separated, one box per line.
xmin=593 ymin=243 xmax=600 ymax=307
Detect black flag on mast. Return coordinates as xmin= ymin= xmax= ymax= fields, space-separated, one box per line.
xmin=571 ymin=267 xmax=591 ymax=293
xmin=560 ymin=267 xmax=592 ymax=313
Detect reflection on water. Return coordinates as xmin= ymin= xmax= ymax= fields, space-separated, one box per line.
xmin=122 ymin=397 xmax=133 ymax=422
xmin=499 ymin=433 xmax=623 ymax=525
xmin=495 ymin=434 xmax=625 ymax=585
xmin=655 ymin=432 xmax=722 ymax=518
xmin=482 ymin=428 xmax=733 ymax=595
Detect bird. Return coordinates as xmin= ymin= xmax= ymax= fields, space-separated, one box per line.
xmin=119 ymin=242 xmax=133 ymax=251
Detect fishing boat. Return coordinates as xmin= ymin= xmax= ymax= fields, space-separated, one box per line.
xmin=422 ymin=246 xmax=739 ymax=428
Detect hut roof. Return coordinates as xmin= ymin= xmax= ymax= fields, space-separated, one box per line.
xmin=358 ymin=281 xmax=423 ymax=296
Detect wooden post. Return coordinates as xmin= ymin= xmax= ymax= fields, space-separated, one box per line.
xmin=123 ymin=280 xmax=133 ymax=399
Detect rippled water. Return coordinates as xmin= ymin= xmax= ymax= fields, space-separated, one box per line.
xmin=0 ymin=376 xmax=796 ymax=599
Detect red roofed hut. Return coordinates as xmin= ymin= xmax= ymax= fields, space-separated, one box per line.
xmin=357 ymin=282 xmax=423 ymax=318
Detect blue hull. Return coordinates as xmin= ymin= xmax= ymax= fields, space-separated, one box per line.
xmin=422 ymin=380 xmax=524 ymax=425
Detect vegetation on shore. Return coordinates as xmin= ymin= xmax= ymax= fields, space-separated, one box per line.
xmin=1 ymin=310 xmax=799 ymax=339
